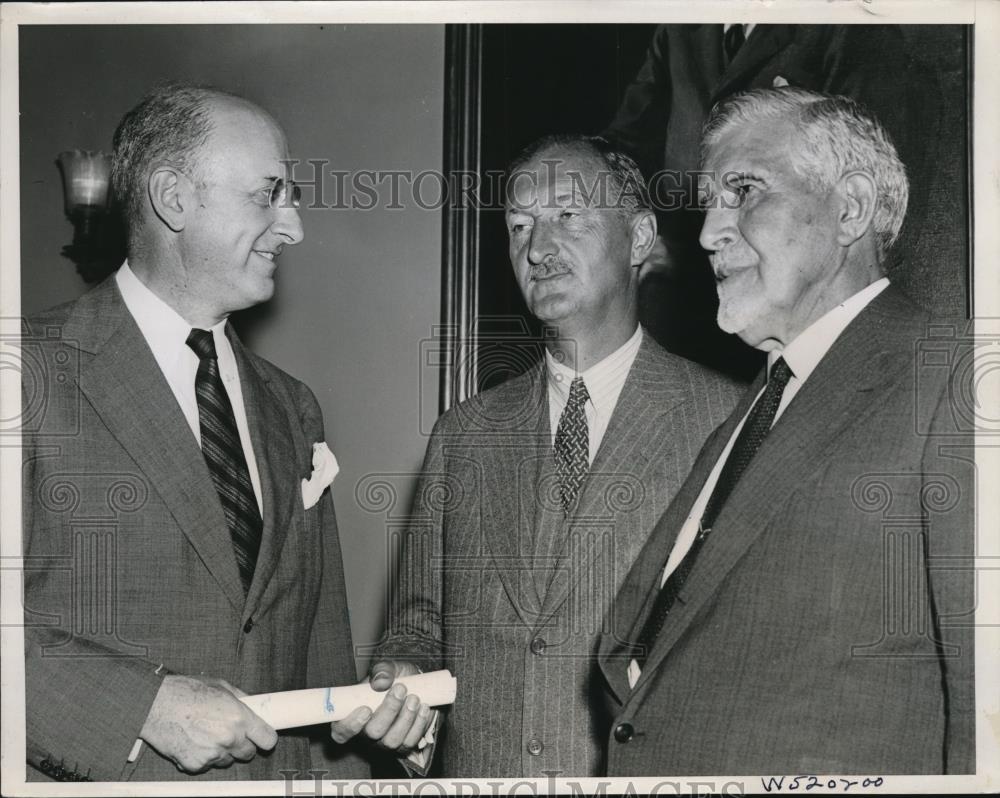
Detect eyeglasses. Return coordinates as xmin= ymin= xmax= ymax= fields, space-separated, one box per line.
xmin=267 ymin=178 xmax=302 ymax=210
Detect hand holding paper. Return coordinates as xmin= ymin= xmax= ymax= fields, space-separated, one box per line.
xmin=136 ymin=675 xmax=278 ymax=773
xmin=130 ymin=669 xmax=455 ymax=765
xmin=329 ymin=661 xmax=440 ymax=755
xmin=246 ymin=669 xmax=455 ymax=727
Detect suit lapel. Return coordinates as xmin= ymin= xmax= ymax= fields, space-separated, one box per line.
xmin=476 ymin=364 xmax=551 ymax=625
xmin=534 ymin=336 xmax=694 ymax=622
xmin=528 ymin=441 xmax=561 ymax=605
xmin=630 ymin=288 xmax=919 ymax=690
xmin=712 ymin=24 xmax=795 ymax=102
xmin=228 ymin=330 xmax=302 ymax=619
xmin=596 ymin=373 xmax=754 ymax=704
xmin=68 ymin=280 xmax=246 ymax=611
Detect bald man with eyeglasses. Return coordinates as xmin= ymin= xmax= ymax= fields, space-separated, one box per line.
xmin=22 ymin=84 xmax=379 ymax=782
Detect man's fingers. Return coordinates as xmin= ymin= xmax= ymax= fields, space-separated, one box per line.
xmin=379 ymin=693 xmax=422 ymax=750
xmin=212 ymin=752 xmax=235 ymax=769
xmin=329 ymin=706 xmax=372 ymax=744
xmin=244 ymin=713 xmax=278 ymax=751
xmin=363 ymin=683 xmax=406 ymax=740
xmin=229 ymin=738 xmax=258 ymax=762
xmin=368 ymin=660 xmax=396 ymax=691
xmin=183 ymin=751 xmax=231 ymax=772
xmin=401 ymin=703 xmax=432 ymax=751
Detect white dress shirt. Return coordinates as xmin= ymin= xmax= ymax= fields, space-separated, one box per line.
xmin=627 ymin=278 xmax=890 ymax=688
xmin=545 ymin=325 xmax=643 ymax=464
xmin=115 ymin=262 xmax=264 ymax=512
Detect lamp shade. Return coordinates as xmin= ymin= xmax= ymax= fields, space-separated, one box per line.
xmin=57 ymin=150 xmax=112 ymax=214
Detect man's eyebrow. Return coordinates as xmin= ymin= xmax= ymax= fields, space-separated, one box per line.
xmin=554 ymin=190 xmax=589 ymax=205
xmin=725 ymin=168 xmax=770 ymax=184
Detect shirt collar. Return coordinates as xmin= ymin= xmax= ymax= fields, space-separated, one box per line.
xmin=116 ymin=261 xmax=228 ymax=367
xmin=723 ymin=23 xmax=756 ymax=38
xmin=768 ymin=277 xmax=890 ymax=382
xmin=545 ymin=325 xmax=643 ymax=413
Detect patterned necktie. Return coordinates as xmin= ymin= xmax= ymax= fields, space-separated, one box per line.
xmin=634 ymin=357 xmax=793 ymax=663
xmin=723 ymin=23 xmax=746 ymax=64
xmin=186 ymin=328 xmax=262 ymax=594
xmin=554 ymin=376 xmax=590 ymax=515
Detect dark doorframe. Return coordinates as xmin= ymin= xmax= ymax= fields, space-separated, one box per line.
xmin=439 ymin=23 xmax=972 ymax=410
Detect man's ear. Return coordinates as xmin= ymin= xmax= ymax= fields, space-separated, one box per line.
xmin=147 ymin=167 xmax=190 ymax=233
xmin=629 ymin=209 xmax=658 ymax=267
xmin=836 ymin=171 xmax=878 ymax=248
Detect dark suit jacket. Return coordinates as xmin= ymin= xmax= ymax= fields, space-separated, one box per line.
xmin=606 ymin=24 xmax=936 ymax=255
xmin=378 ymin=334 xmax=742 ymax=777
xmin=605 ymin=24 xmax=967 ymax=373
xmin=22 ymin=277 xmax=369 ymax=781
xmin=599 ymin=287 xmax=976 ymax=775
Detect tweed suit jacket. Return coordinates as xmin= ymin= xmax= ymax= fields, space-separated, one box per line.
xmin=599 ymin=286 xmax=976 ymax=775
xmin=378 ymin=333 xmax=741 ymax=777
xmin=21 ymin=277 xmax=369 ymax=781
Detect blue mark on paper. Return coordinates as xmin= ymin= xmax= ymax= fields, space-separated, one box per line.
xmin=324 ymin=688 xmax=335 ymax=714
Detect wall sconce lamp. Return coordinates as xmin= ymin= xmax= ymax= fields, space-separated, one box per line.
xmin=56 ymin=150 xmax=122 ymax=283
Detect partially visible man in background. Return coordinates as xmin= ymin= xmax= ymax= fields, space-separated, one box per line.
xmin=601 ymin=88 xmax=975 ymax=775
xmin=604 ymin=24 xmax=960 ymax=380
xmin=332 ymin=135 xmax=741 ymax=776
xmin=22 ymin=83 xmax=382 ymax=781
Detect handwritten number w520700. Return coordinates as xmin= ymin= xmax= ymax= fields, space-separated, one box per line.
xmin=761 ymin=775 xmax=885 ymax=792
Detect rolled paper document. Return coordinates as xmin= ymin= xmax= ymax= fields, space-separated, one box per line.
xmin=243 ymin=670 xmax=457 ymax=728
xmin=127 ymin=670 xmax=456 ymax=762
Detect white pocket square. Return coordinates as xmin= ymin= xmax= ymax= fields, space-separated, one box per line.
xmin=301 ymin=442 xmax=339 ymax=510
xmin=772 ymin=75 xmax=789 ymax=87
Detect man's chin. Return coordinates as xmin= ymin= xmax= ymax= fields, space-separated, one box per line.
xmin=530 ymin=295 xmax=575 ymax=325
xmin=718 ymin=309 xmax=776 ymax=351
xmin=717 ymin=300 xmax=760 ymax=338
xmin=232 ymin=279 xmax=276 ymax=313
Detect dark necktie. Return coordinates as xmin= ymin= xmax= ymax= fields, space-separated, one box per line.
xmin=723 ymin=24 xmax=747 ymax=65
xmin=634 ymin=357 xmax=793 ymax=663
xmin=187 ymin=328 xmax=262 ymax=594
xmin=554 ymin=376 xmax=590 ymax=515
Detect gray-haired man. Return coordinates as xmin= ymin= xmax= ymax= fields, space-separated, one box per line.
xmin=334 ymin=135 xmax=742 ymax=777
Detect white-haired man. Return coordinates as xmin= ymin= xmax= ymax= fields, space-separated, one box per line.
xmin=599 ymin=87 xmax=975 ymax=775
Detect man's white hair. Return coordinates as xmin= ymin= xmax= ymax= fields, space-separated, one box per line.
xmin=702 ymin=87 xmax=909 ymax=260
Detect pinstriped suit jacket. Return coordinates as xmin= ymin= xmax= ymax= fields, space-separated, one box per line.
xmin=22 ymin=278 xmax=368 ymax=781
xmin=599 ymin=287 xmax=976 ymax=775
xmin=379 ymin=333 xmax=741 ymax=777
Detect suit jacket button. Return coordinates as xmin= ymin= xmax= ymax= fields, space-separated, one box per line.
xmin=614 ymin=722 xmax=634 ymax=743
xmin=243 ymin=617 xmax=254 ymax=633
xmin=526 ymin=738 xmax=543 ymax=756
xmin=530 ymin=636 xmax=546 ymax=655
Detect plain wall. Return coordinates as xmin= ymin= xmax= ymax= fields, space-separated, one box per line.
xmin=18 ymin=24 xmax=444 ymax=672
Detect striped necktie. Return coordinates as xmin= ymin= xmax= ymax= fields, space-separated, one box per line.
xmin=187 ymin=328 xmax=262 ymax=594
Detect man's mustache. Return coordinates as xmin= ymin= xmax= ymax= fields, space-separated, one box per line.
xmin=710 ymin=255 xmax=749 ymax=282
xmin=530 ymin=258 xmax=572 ymax=281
